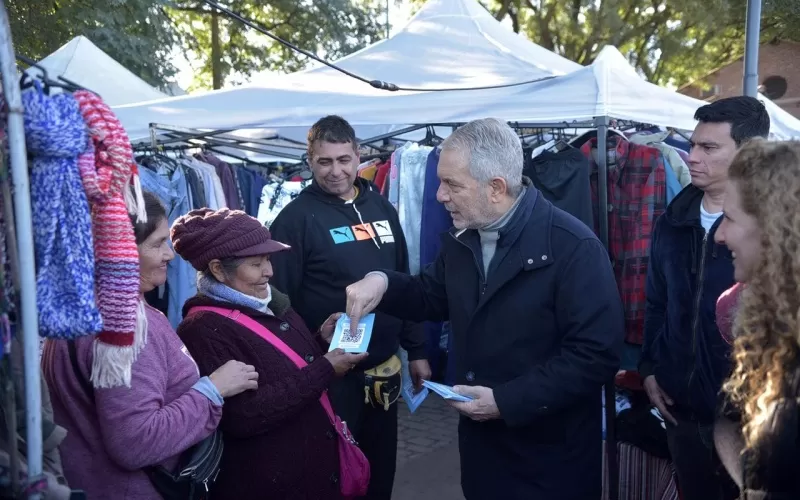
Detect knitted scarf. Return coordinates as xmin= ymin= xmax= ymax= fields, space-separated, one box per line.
xmin=73 ymin=91 xmax=145 ymax=389
xmin=22 ymin=85 xmax=103 ymax=338
xmin=197 ymin=274 xmax=274 ymax=315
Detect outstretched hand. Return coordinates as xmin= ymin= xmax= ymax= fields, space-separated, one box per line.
xmin=345 ymin=273 xmax=388 ymax=332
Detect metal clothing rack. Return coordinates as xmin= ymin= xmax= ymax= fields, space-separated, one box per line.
xmin=146 ymin=123 xmax=306 ymax=161
xmin=0 ymin=1 xmax=43 ymax=498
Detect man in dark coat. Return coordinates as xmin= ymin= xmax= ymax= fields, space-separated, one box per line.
xmin=345 ymin=118 xmax=624 ymax=499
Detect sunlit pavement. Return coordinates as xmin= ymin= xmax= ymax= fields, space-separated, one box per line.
xmin=393 ymin=396 xmax=465 ymax=500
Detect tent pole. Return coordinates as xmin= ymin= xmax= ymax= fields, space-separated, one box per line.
xmin=742 ymin=0 xmax=762 ymax=97
xmin=0 ymin=2 xmax=43 ymax=498
xmin=594 ymin=116 xmax=610 ymax=247
xmin=594 ymin=115 xmax=617 ymax=500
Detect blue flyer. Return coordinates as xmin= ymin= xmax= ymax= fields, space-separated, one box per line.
xmin=422 ymin=380 xmax=473 ymax=402
xmin=328 ymin=314 xmax=375 ymax=353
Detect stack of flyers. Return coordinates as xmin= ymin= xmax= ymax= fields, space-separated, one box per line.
xmin=422 ymin=380 xmax=473 ymax=402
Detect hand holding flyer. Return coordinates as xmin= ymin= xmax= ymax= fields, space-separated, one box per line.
xmin=422 ymin=380 xmax=474 ymax=402
xmin=328 ymin=314 xmax=375 ymax=353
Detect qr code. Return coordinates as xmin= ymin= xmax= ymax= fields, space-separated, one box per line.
xmin=339 ymin=325 xmax=366 ymax=348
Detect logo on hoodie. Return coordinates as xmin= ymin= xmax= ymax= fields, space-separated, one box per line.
xmin=329 ymin=226 xmax=356 ymax=244
xmin=329 ymin=221 xmax=394 ymax=245
xmin=372 ymin=220 xmax=395 ymax=244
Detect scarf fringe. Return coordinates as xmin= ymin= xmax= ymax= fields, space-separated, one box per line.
xmin=90 ymin=300 xmax=149 ymax=389
xmin=90 ymin=342 xmax=134 ymax=389
xmin=123 ymin=174 xmax=148 ymax=223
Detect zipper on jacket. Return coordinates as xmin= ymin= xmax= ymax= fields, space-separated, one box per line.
xmin=687 ymin=231 xmax=709 ymax=394
xmin=452 ymin=234 xmax=487 ymax=295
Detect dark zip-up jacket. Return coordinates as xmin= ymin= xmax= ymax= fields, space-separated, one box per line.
xmin=639 ymin=185 xmax=735 ymax=423
xmin=376 ymin=182 xmax=623 ymax=498
xmin=268 ymin=177 xmax=425 ymax=370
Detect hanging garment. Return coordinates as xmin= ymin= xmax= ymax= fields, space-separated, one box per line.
xmin=22 ymin=86 xmax=103 ymax=339
xmin=234 ymin=167 xmax=254 ymax=215
xmin=629 ymin=131 xmax=691 ymax=188
xmin=257 ymin=179 xmax=312 ymax=228
xmin=583 ymin=137 xmax=668 ymax=345
xmin=398 ymin=144 xmax=432 ymax=275
xmin=387 ymin=143 xmax=411 ymax=210
xmin=74 ymin=91 xmax=143 ymax=388
xmin=662 ymin=156 xmax=681 ymax=204
xmin=418 ymin=148 xmax=453 ymax=377
xmin=601 ymin=441 xmax=679 ymax=500
xmin=526 ymin=148 xmax=594 ymax=229
xmin=182 ymin=163 xmax=207 ymax=209
xmin=374 ymin=161 xmax=390 ymax=194
xmin=139 ymin=161 xmax=196 ymax=328
xmin=197 ymin=153 xmax=241 ymax=210
xmin=187 ymin=157 xmax=225 ymax=210
xmin=228 ymin=162 xmax=247 ymax=209
xmin=0 ymin=159 xmax=14 ymax=319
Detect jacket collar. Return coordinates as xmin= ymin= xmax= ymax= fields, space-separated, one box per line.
xmin=451 ymin=178 xmax=554 ymax=270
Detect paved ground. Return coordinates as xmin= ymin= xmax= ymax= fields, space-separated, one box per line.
xmin=393 ymin=396 xmax=465 ymax=500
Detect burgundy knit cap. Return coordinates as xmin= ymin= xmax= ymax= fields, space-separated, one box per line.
xmin=171 ymin=208 xmax=290 ymax=271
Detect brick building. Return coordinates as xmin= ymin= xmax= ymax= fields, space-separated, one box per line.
xmin=678 ymin=40 xmax=800 ymax=118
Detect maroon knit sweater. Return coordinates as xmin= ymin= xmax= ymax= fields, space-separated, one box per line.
xmin=177 ymin=291 xmax=342 ymax=500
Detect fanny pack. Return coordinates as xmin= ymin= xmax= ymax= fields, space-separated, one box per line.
xmin=363 ymin=355 xmax=401 ymax=411
xmin=190 ymin=307 xmax=371 ymax=499
xmin=67 ymin=341 xmax=223 ymax=499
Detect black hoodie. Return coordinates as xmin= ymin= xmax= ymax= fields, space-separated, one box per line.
xmin=269 ymin=177 xmax=425 ymax=369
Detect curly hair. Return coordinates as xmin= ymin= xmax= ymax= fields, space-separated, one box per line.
xmin=723 ymin=139 xmax=800 ymax=447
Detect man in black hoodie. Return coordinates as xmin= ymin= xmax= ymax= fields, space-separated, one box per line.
xmin=269 ymin=115 xmax=430 ymax=500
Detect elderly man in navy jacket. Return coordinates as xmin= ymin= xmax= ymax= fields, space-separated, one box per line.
xmin=345 ymin=118 xmax=624 ymax=500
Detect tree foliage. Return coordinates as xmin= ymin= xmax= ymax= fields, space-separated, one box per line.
xmin=9 ymin=0 xmax=387 ymax=91
xmin=409 ymin=0 xmax=800 ymax=87
xmin=168 ymin=0 xmax=388 ymax=90
xmin=9 ymin=0 xmax=181 ymax=89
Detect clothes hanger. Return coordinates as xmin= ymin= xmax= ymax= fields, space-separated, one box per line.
xmin=17 ymin=54 xmax=92 ymax=95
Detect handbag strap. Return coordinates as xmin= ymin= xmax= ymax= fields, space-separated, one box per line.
xmin=188 ymin=306 xmax=338 ymax=423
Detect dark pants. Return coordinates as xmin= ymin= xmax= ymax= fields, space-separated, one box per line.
xmin=665 ymin=417 xmax=739 ymax=500
xmin=328 ymin=370 xmax=398 ymax=500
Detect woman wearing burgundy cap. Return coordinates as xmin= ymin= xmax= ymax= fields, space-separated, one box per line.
xmin=171 ymin=208 xmax=367 ymax=500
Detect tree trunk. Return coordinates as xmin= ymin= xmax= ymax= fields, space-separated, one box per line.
xmin=211 ymin=10 xmax=222 ymax=90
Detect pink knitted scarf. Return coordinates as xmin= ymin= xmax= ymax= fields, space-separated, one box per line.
xmin=74 ymin=91 xmax=147 ymax=388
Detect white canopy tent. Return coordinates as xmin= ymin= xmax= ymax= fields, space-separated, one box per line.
xmin=262 ymin=0 xmax=581 ymax=90
xmin=115 ymin=0 xmax=582 ymax=148
xmin=29 ymin=36 xmax=170 ymax=106
xmin=115 ymin=44 xmax=800 ymax=143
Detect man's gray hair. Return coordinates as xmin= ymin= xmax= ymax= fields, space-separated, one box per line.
xmin=441 ymin=118 xmax=523 ymax=196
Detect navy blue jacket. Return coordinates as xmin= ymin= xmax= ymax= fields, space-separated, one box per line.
xmin=379 ymin=183 xmax=623 ymax=499
xmin=639 ymin=185 xmax=735 ymax=424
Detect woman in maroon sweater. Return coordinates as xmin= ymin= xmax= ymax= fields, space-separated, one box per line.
xmin=171 ymin=207 xmax=367 ymax=500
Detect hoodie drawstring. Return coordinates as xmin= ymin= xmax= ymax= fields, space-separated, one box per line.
xmin=346 ymin=198 xmax=381 ymax=249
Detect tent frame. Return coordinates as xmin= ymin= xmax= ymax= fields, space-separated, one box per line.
xmin=0 ymin=1 xmax=43 ymax=498
xmin=146 ymin=123 xmax=306 ymax=161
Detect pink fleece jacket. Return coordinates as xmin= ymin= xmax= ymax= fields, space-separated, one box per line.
xmin=42 ymin=304 xmax=222 ymax=499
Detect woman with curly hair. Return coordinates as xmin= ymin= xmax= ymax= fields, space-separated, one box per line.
xmin=713 ymin=139 xmax=800 ymax=499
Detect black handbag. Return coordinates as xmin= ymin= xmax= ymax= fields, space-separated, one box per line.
xmin=143 ymin=428 xmax=223 ymax=500
xmin=67 ymin=340 xmax=224 ymax=499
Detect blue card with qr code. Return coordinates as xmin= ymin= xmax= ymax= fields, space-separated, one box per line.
xmin=328 ymin=314 xmax=375 ymax=353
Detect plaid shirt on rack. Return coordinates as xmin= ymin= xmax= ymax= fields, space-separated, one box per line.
xmin=582 ymin=137 xmax=667 ymax=345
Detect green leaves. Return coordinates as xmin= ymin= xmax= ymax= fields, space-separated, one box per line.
xmin=10 ymin=0 xmax=181 ymax=88
xmin=409 ymin=0 xmax=798 ymax=87
xmin=166 ymin=0 xmax=387 ymax=89
xmin=9 ymin=0 xmax=385 ymax=91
